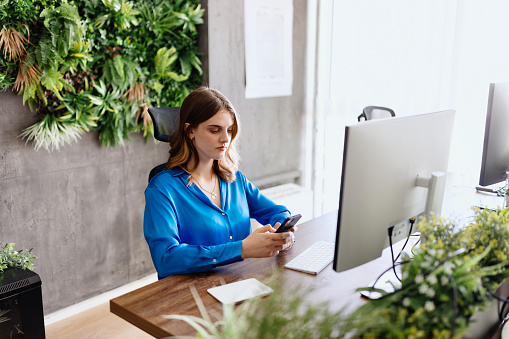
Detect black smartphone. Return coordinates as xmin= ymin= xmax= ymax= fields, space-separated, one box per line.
xmin=275 ymin=214 xmax=302 ymax=233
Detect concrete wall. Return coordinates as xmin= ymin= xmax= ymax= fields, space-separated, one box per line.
xmin=0 ymin=89 xmax=168 ymax=314
xmin=205 ymin=0 xmax=308 ymax=186
xmin=0 ymin=0 xmax=308 ymax=315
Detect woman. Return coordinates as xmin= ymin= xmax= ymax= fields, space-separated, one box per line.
xmin=144 ymin=86 xmax=295 ymax=278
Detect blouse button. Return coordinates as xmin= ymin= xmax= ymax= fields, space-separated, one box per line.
xmin=213 ymin=259 xmax=217 ymax=263
xmin=229 ymin=236 xmax=233 ymax=240
xmin=222 ymin=213 xmax=226 ymax=216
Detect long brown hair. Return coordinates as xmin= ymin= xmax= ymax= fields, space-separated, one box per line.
xmin=166 ymin=86 xmax=241 ymax=183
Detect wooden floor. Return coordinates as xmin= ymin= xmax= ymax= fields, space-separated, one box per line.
xmin=45 ymin=302 xmax=153 ymax=339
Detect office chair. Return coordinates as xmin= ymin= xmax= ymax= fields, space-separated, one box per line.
xmin=147 ymin=107 xmax=180 ymax=183
xmin=357 ymin=106 xmax=395 ymax=122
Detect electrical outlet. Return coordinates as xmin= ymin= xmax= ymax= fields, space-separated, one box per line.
xmin=383 ymin=220 xmax=409 ymax=248
xmin=392 ymin=220 xmax=409 ymax=242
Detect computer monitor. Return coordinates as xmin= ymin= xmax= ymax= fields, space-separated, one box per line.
xmin=333 ymin=110 xmax=455 ymax=272
xmin=478 ymin=82 xmax=509 ymax=190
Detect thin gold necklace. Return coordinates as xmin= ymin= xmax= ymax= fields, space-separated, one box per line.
xmin=194 ymin=174 xmax=218 ymax=199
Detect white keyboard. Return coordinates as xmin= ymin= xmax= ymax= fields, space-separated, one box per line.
xmin=284 ymin=241 xmax=335 ymax=275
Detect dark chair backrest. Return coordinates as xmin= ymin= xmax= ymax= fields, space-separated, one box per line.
xmin=358 ymin=106 xmax=396 ymax=122
xmin=148 ymin=107 xmax=180 ymax=142
xmin=147 ymin=107 xmax=180 ymax=182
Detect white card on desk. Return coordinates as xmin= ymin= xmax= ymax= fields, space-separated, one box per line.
xmin=207 ymin=278 xmax=273 ymax=304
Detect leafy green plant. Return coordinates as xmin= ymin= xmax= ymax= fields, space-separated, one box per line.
xmin=1 ymin=0 xmax=204 ymax=151
xmin=58 ymin=89 xmax=99 ymax=132
xmin=93 ymin=0 xmax=140 ymax=30
xmin=172 ymin=1 xmax=204 ymax=34
xmin=101 ymin=54 xmax=139 ymax=92
xmin=37 ymin=4 xmax=85 ymax=69
xmin=0 ymin=70 xmax=14 ymax=91
xmin=87 ymin=80 xmax=137 ymax=147
xmin=0 ymin=0 xmax=48 ymax=25
xmin=0 ymin=0 xmax=57 ymax=93
xmin=0 ymin=243 xmax=37 ymax=272
xmin=129 ymin=0 xmax=203 ymax=106
xmin=349 ymin=208 xmax=509 ymax=338
xmin=12 ymin=3 xmax=98 ymax=149
xmin=20 ymin=112 xmax=85 ymax=151
xmin=154 ymin=47 xmax=184 ymax=81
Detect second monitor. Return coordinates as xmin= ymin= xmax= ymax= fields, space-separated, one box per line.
xmin=333 ymin=109 xmax=456 ymax=272
xmin=478 ymin=82 xmax=509 ymax=193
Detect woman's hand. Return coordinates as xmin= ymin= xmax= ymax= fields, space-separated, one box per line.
xmin=241 ymin=222 xmax=295 ymax=259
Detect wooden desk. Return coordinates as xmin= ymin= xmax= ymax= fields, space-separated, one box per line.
xmin=110 ymin=211 xmax=398 ymax=338
xmin=111 ymin=178 xmax=508 ymax=338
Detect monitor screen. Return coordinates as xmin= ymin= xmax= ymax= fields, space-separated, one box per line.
xmin=333 ymin=110 xmax=455 ymax=272
xmin=479 ymin=82 xmax=509 ymax=188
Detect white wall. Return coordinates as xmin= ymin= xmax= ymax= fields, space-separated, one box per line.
xmin=314 ymin=0 xmax=509 ymax=215
xmin=329 ymin=1 xmax=457 ymax=117
xmin=314 ymin=0 xmax=458 ymax=214
xmin=449 ymin=1 xmax=509 ymax=179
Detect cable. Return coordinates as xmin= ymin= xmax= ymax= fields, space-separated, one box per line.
xmin=410 ymin=235 xmax=421 ymax=256
xmin=487 ymin=290 xmax=509 ymax=303
xmin=449 ymin=274 xmax=459 ymax=339
xmin=499 ymin=295 xmax=509 ymax=322
xmin=372 ymin=247 xmax=468 ymax=300
xmin=387 ymin=217 xmax=418 ymax=282
xmin=394 ymin=217 xmax=417 ymax=263
xmin=368 ymin=261 xmax=409 ymax=293
xmin=387 ymin=226 xmax=401 ymax=282
xmin=487 ymin=290 xmax=509 ymax=321
xmin=496 ymin=183 xmax=508 ymax=197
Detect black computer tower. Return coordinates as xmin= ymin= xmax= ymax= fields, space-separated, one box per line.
xmin=0 ymin=268 xmax=45 ymax=339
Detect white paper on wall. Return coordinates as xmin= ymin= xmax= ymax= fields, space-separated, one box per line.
xmin=244 ymin=0 xmax=293 ymax=99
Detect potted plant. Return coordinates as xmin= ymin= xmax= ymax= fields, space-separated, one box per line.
xmin=0 ymin=242 xmax=37 ymax=273
xmin=0 ymin=243 xmax=38 ymax=332
xmin=350 ymin=207 xmax=509 ymax=338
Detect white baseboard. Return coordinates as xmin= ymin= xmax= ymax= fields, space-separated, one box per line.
xmin=44 ymin=273 xmax=158 ymax=326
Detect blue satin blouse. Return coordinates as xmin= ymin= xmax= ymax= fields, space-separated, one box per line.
xmin=143 ymin=167 xmax=290 ymax=278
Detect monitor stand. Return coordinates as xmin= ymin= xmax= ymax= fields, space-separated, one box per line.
xmin=415 ymin=171 xmax=446 ymax=216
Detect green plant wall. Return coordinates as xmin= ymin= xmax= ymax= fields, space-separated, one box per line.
xmin=0 ymin=0 xmax=204 ymax=151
